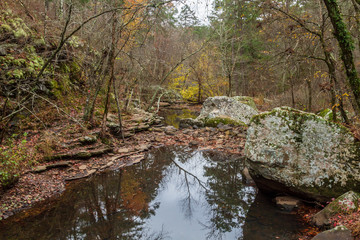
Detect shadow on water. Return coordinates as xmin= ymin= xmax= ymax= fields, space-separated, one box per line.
xmin=0 ymin=147 xmax=307 ymax=240
xmin=158 ymin=109 xmax=198 ymax=128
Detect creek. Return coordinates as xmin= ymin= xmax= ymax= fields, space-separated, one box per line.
xmin=158 ymin=108 xmax=198 ymax=128
xmin=0 ymin=146 xmax=307 ymax=240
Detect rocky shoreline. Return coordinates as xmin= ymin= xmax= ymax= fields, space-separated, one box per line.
xmin=0 ymin=116 xmax=247 ymax=222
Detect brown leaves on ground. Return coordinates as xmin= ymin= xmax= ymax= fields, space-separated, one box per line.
xmin=330 ymin=210 xmax=360 ymax=240
xmin=296 ymin=205 xmax=321 ymax=240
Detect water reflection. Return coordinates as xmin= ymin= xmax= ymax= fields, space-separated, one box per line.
xmin=158 ymin=109 xmax=198 ymax=128
xmin=0 ymin=147 xmax=305 ymax=240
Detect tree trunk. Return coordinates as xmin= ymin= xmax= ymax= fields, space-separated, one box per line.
xmin=323 ymin=0 xmax=360 ymax=114
xmin=100 ymin=11 xmax=117 ymax=137
xmin=306 ymin=79 xmax=312 ymax=112
xmin=227 ymin=73 xmax=232 ymax=97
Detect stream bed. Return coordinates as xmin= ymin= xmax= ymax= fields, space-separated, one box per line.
xmin=0 ymin=147 xmax=307 ymax=240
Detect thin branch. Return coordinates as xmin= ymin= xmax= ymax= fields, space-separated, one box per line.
xmin=146 ymin=38 xmax=212 ymax=111
xmin=270 ymin=5 xmax=321 ymax=37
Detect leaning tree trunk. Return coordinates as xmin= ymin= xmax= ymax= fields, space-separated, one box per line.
xmin=323 ymin=0 xmax=360 ymax=115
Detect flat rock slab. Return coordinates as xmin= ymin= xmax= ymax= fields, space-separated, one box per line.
xmin=44 ymin=146 xmax=113 ymax=161
xmin=32 ymin=161 xmax=71 ymax=173
xmin=117 ymin=148 xmax=130 ymax=153
xmin=65 ymin=169 xmax=97 ymax=181
xmin=312 ymin=226 xmax=353 ymax=240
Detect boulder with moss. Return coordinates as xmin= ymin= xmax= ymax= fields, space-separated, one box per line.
xmin=312 ymin=191 xmax=360 ymax=227
xmin=203 ymin=116 xmax=246 ymax=127
xmin=245 ymin=107 xmax=360 ymax=201
xmin=233 ymin=96 xmax=258 ymax=110
xmin=197 ymin=96 xmax=258 ymax=125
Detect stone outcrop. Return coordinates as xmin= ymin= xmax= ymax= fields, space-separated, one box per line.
xmin=180 ymin=96 xmax=258 ymax=128
xmin=245 ymin=107 xmax=360 ymax=201
xmin=312 ymin=191 xmax=360 ymax=227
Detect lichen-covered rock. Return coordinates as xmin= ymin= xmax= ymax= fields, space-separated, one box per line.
xmin=233 ymin=96 xmax=258 ymax=110
xmin=245 ymin=107 xmax=360 ymax=201
xmin=197 ymin=96 xmax=259 ymax=125
xmin=312 ymin=191 xmax=360 ymax=227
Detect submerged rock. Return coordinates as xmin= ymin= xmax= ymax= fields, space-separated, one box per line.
xmin=245 ymin=107 xmax=360 ymax=201
xmin=312 ymin=191 xmax=360 ymax=227
xmin=312 ymin=225 xmax=353 ymax=240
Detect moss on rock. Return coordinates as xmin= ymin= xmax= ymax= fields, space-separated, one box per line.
xmin=204 ymin=117 xmax=246 ymax=127
xmin=233 ymin=96 xmax=258 ymax=110
xmin=312 ymin=191 xmax=360 ymax=227
xmin=245 ymin=106 xmax=360 ymax=201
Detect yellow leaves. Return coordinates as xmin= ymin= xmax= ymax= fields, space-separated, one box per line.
xmin=314 ymin=71 xmax=328 ymax=79
xmin=167 ymin=51 xmax=228 ymax=101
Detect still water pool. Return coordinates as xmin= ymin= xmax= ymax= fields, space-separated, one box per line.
xmin=0 ymin=147 xmax=306 ymax=240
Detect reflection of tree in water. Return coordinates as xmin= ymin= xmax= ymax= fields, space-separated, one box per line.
xmin=170 ymin=150 xmax=256 ymax=240
xmin=0 ymin=147 xmax=175 ymax=240
xmin=202 ymin=151 xmax=256 ymax=239
xmin=1 ymin=147 xmax=257 ymax=240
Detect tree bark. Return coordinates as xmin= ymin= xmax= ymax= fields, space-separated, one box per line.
xmin=323 ymin=0 xmax=360 ymax=114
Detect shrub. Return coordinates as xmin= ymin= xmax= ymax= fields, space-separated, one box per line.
xmin=0 ymin=132 xmax=28 ymax=189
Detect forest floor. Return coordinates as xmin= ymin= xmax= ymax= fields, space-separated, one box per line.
xmin=0 ymin=103 xmax=359 ymax=240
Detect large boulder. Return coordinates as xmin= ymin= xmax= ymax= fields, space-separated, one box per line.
xmin=245 ymin=107 xmax=360 ymax=201
xmin=197 ymin=96 xmax=259 ymax=126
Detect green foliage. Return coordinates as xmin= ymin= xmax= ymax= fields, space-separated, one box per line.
xmin=0 ymin=132 xmax=29 ymax=189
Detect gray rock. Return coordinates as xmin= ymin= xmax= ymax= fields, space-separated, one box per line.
xmin=197 ymin=96 xmax=259 ymax=125
xmin=179 ymin=118 xmax=204 ymax=129
xmin=0 ymin=46 xmax=7 ymax=56
xmin=312 ymin=226 xmax=353 ymax=240
xmin=79 ymin=135 xmax=97 ymax=145
xmin=245 ymin=107 xmax=360 ymax=201
xmin=312 ymin=191 xmax=360 ymax=227
xmin=164 ymin=125 xmax=177 ymax=134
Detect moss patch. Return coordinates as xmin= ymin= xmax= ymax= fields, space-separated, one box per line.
xmin=233 ymin=96 xmax=258 ymax=110
xmin=204 ymin=117 xmax=246 ymax=127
